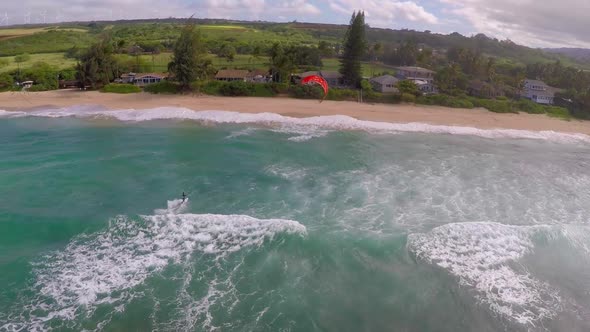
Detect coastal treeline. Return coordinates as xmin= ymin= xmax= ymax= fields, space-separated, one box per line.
xmin=2 ymin=16 xmax=590 ymax=118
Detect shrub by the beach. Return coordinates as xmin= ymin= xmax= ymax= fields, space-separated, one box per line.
xmin=101 ymin=83 xmax=141 ymax=94
xmin=197 ymin=80 xmax=223 ymax=95
xmin=470 ymin=98 xmax=512 ymax=113
xmin=144 ymin=81 xmax=180 ymax=94
xmin=218 ymin=81 xmax=255 ymax=96
xmin=546 ymin=106 xmax=571 ymax=120
xmin=269 ymin=83 xmax=290 ymax=94
xmin=515 ymin=99 xmax=545 ymax=114
xmin=401 ymin=93 xmax=416 ymax=103
xmin=289 ymin=84 xmax=324 ymax=99
xmin=27 ymin=84 xmax=54 ymax=92
xmin=326 ymin=88 xmax=358 ymax=101
xmin=417 ymin=94 xmax=474 ymax=109
xmin=0 ymin=72 xmax=14 ymax=91
xmin=251 ymin=84 xmax=276 ymax=97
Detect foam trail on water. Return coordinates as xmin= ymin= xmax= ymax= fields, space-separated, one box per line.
xmin=1 ymin=200 xmax=306 ymax=332
xmin=1 ymin=106 xmax=589 ymax=143
xmin=407 ymin=222 xmax=562 ymax=326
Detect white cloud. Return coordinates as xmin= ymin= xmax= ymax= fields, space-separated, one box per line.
xmin=439 ymin=0 xmax=590 ymax=47
xmin=328 ymin=0 xmax=438 ymax=26
xmin=0 ymin=0 xmax=321 ymax=24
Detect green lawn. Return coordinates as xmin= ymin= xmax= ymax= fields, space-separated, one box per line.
xmin=320 ymin=58 xmax=395 ymax=77
xmin=200 ymin=25 xmax=249 ymax=30
xmin=0 ymin=53 xmax=76 ymax=73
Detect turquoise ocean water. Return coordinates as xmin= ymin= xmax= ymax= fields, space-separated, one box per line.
xmin=1 ymin=107 xmax=590 ymax=331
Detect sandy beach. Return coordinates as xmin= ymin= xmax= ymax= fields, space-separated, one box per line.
xmin=2 ymin=89 xmax=590 ymax=135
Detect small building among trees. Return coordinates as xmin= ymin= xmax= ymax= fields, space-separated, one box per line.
xmin=215 ymin=69 xmax=250 ymax=82
xmin=133 ymin=73 xmax=168 ymax=87
xmin=521 ymin=79 xmax=561 ymax=105
xmin=369 ymin=75 xmax=399 ymax=93
xmin=395 ymin=66 xmax=435 ymax=83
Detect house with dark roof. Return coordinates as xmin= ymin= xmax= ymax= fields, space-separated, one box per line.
xmin=395 ymin=66 xmax=435 ymax=83
xmin=246 ymin=69 xmax=271 ymax=83
xmin=369 ymin=75 xmax=399 ymax=93
xmin=215 ymin=69 xmax=250 ymax=82
xmin=521 ymin=79 xmax=561 ymax=105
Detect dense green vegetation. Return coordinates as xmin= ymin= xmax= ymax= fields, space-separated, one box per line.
xmin=1 ymin=17 xmax=590 ymax=118
xmin=143 ymin=81 xmax=180 ymax=94
xmin=101 ymin=83 xmax=141 ymax=93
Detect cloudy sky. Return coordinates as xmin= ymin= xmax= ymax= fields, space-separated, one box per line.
xmin=1 ymin=0 xmax=589 ymax=48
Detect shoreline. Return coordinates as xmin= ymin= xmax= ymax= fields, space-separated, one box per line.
xmin=2 ymin=90 xmax=590 ymax=136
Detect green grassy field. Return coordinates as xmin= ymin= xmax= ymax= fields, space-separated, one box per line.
xmin=200 ymin=25 xmax=249 ymax=30
xmin=319 ymin=58 xmax=395 ymax=77
xmin=0 ymin=27 xmax=87 ymax=39
xmin=0 ymin=53 xmax=76 ymax=73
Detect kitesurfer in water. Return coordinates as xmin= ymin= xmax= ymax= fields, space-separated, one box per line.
xmin=182 ymin=192 xmax=187 ymax=202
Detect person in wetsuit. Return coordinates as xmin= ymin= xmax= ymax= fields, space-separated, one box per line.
xmin=182 ymin=192 xmax=187 ymax=202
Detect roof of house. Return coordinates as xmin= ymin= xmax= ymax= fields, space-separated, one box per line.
xmin=370 ymin=75 xmax=399 ymax=85
xmin=524 ymin=79 xmax=549 ymax=87
xmin=319 ymin=71 xmax=342 ymax=79
xmin=134 ymin=73 xmax=168 ymax=79
xmin=409 ymin=79 xmax=430 ymax=85
xmin=298 ymin=71 xmax=319 ymax=78
xmin=215 ymin=69 xmax=250 ymax=79
xmin=395 ymin=66 xmax=435 ymax=74
xmin=247 ymin=69 xmax=269 ymax=77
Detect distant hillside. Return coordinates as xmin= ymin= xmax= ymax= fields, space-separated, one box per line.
xmin=543 ymin=48 xmax=590 ymax=61
xmin=1 ymin=18 xmax=589 ymax=69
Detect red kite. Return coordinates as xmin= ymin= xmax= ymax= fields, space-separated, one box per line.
xmin=301 ymin=75 xmax=329 ymax=102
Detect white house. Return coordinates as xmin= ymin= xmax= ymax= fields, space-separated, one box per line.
xmin=369 ymin=75 xmax=399 ymax=93
xmin=521 ymin=79 xmax=559 ymax=105
xmin=410 ymin=79 xmax=437 ymax=94
xmin=395 ymin=66 xmax=435 ymax=84
xmin=132 ymin=73 xmax=168 ymax=87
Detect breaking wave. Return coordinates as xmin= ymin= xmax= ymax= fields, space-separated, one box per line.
xmin=1 ymin=200 xmax=306 ymax=332
xmin=1 ymin=106 xmax=589 ymax=143
xmin=406 ymin=222 xmax=590 ymax=326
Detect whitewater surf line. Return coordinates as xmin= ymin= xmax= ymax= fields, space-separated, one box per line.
xmin=1 ymin=107 xmax=589 ymax=144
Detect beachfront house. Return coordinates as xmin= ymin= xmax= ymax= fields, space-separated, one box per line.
xmin=132 ymin=73 xmax=168 ymax=87
xmin=395 ymin=66 xmax=437 ymax=94
xmin=114 ymin=73 xmax=168 ymax=87
xmin=395 ymin=66 xmax=435 ymax=84
xmin=369 ymin=75 xmax=399 ymax=93
xmin=295 ymin=71 xmax=345 ymax=88
xmin=521 ymin=79 xmax=560 ymax=105
xmin=246 ymin=69 xmax=271 ymax=83
xmin=215 ymin=69 xmax=250 ymax=82
xmin=20 ymin=81 xmax=34 ymax=90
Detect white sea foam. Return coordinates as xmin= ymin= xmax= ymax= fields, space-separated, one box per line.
xmin=3 ymin=200 xmax=306 ymax=332
xmin=407 ymin=222 xmax=562 ymax=326
xmin=1 ymin=106 xmax=589 ymax=143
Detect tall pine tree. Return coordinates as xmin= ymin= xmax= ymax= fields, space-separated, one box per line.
xmin=168 ymin=22 xmax=209 ymax=91
xmin=339 ymin=11 xmax=366 ymax=88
